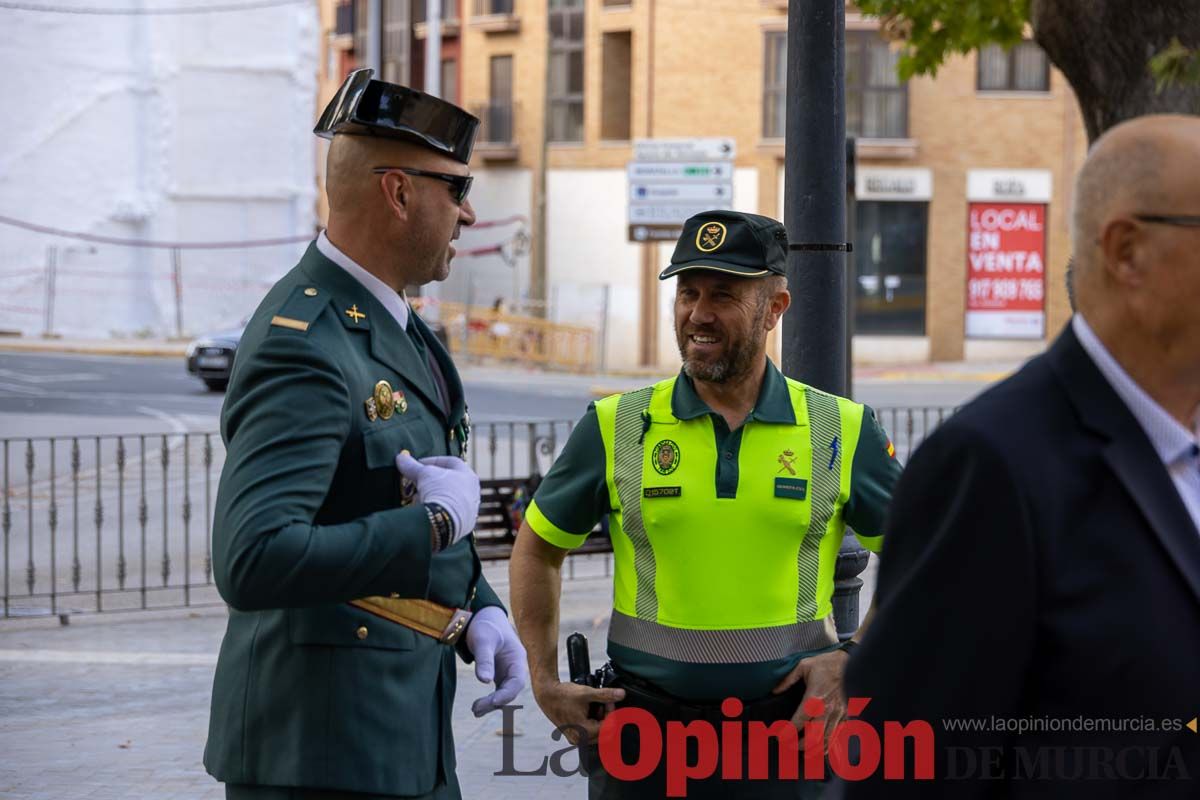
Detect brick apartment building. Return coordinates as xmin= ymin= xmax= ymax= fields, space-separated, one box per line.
xmin=316 ymin=0 xmax=1086 ymax=370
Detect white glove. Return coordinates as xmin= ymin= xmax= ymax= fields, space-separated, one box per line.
xmin=394 ymin=452 xmax=481 ymax=546
xmin=465 ymin=606 xmax=529 ymax=717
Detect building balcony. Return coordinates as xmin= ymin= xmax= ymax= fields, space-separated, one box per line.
xmin=472 ymin=101 xmax=519 ymax=161
xmin=471 ymin=0 xmax=520 ymax=34
xmin=413 ymin=0 xmax=461 ymax=37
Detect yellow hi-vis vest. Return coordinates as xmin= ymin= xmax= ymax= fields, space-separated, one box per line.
xmin=594 ymin=375 xmax=874 ymax=665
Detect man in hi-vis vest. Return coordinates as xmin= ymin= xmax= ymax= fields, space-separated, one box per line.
xmin=509 ymin=210 xmax=902 ymax=799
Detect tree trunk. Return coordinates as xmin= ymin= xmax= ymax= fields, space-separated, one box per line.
xmin=1033 ymin=0 xmax=1200 ymax=144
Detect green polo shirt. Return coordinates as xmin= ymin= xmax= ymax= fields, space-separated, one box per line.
xmin=529 ymin=360 xmax=901 ymax=700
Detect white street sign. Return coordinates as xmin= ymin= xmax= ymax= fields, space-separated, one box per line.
xmin=634 ymin=137 xmax=736 ymax=162
xmin=628 ymin=139 xmax=736 ymax=239
xmin=630 ymin=203 xmax=734 ymax=223
xmin=627 ymin=162 xmax=734 ymax=182
xmin=630 ymin=183 xmax=732 ymax=202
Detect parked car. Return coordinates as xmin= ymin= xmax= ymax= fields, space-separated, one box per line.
xmin=185 ymin=317 xmax=449 ymax=392
xmin=185 ymin=325 xmax=243 ymax=392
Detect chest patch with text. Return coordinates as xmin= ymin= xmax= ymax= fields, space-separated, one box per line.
xmin=774 ymin=477 xmax=809 ymax=500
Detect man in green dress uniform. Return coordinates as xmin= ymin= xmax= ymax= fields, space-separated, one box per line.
xmin=204 ymin=70 xmax=527 ymax=799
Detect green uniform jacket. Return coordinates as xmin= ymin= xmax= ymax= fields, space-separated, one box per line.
xmin=203 ymin=242 xmax=502 ymax=796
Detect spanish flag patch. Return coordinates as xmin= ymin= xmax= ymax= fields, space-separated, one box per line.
xmin=886 ymin=440 xmax=896 ymax=458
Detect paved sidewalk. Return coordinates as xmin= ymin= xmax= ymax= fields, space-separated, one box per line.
xmin=0 ymin=559 xmax=620 ymax=800
xmin=0 ymin=555 xmax=879 ymax=799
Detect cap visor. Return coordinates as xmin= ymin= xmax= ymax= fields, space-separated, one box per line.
xmin=658 ymin=262 xmax=771 ymax=280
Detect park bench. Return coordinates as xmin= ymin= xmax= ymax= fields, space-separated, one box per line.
xmin=472 ymin=475 xmax=611 ymax=560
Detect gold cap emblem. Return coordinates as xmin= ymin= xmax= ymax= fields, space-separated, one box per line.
xmin=696 ymin=221 xmax=727 ymax=253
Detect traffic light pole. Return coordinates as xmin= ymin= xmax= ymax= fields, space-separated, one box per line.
xmin=781 ymin=0 xmax=869 ymax=640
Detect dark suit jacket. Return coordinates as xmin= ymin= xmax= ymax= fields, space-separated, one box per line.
xmin=204 ymin=242 xmax=503 ymax=796
xmin=843 ymin=323 xmax=1200 ymax=798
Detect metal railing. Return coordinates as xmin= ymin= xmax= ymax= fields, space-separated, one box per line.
xmin=1 ymin=408 xmax=951 ymax=622
xmin=1 ymin=432 xmax=221 ymax=621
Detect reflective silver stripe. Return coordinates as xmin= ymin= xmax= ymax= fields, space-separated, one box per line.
xmin=797 ymin=389 xmax=842 ymax=621
xmin=612 ymin=387 xmax=657 ymax=620
xmin=609 ymin=610 xmax=838 ymax=664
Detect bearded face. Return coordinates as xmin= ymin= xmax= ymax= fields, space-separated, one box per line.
xmin=675 ymin=273 xmax=771 ymax=385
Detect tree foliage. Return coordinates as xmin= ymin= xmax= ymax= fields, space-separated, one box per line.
xmin=1150 ymin=37 xmax=1200 ymax=92
xmin=855 ymin=0 xmax=1031 ymax=81
xmin=854 ymin=0 xmax=1199 ymax=142
xmin=856 ymin=0 xmax=1197 ymax=89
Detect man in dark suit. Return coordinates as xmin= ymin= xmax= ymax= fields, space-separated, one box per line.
xmin=204 ymin=70 xmax=527 ymax=799
xmin=842 ymin=114 xmax=1200 ymax=797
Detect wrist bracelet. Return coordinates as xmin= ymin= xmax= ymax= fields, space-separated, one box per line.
xmin=426 ymin=502 xmax=454 ymax=552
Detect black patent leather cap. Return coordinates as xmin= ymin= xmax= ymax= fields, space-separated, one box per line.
xmin=314 ymin=68 xmax=479 ymax=164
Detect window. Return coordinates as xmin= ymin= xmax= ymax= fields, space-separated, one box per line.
xmin=601 ymin=31 xmax=632 ymax=140
xmin=414 ymin=0 xmax=459 ymax=25
xmin=853 ymin=201 xmax=928 ymax=335
xmin=381 ymin=0 xmax=410 ymax=85
xmin=978 ymin=41 xmax=1050 ymax=92
xmin=483 ymin=55 xmax=515 ymax=142
xmin=441 ymin=58 xmax=458 ymax=104
xmin=548 ymin=0 xmax=585 ymax=142
xmin=335 ymin=0 xmax=355 ymax=36
xmin=474 ymin=0 xmax=513 ymax=16
xmin=763 ymin=30 xmax=907 ymax=140
xmin=354 ymin=0 xmax=369 ymax=61
xmin=763 ymin=31 xmax=787 ymax=139
xmin=846 ymin=32 xmax=907 ymax=138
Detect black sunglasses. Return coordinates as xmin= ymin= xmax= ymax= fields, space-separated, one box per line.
xmin=1133 ymin=214 xmax=1200 ymax=228
xmin=372 ymin=167 xmax=473 ymax=205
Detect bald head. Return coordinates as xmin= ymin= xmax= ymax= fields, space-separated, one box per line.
xmin=1071 ymin=115 xmax=1200 ymax=301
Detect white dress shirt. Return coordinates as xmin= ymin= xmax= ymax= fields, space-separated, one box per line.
xmin=316 ymin=230 xmax=409 ymax=330
xmin=1073 ymin=314 xmax=1200 ymax=536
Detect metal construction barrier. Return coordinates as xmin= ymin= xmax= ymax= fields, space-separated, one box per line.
xmin=0 ymin=408 xmax=950 ymax=622
xmin=439 ymin=302 xmax=597 ymax=372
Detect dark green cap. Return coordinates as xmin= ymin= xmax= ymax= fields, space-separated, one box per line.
xmin=659 ymin=210 xmax=788 ymax=280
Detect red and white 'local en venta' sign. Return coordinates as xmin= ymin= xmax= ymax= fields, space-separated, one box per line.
xmin=966 ymin=202 xmax=1047 ymax=339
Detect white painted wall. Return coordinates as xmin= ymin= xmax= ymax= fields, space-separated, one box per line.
xmin=436 ymin=167 xmax=532 ymax=316
xmin=0 ymin=4 xmax=317 ymax=338
xmin=546 ymin=169 xmax=642 ymax=371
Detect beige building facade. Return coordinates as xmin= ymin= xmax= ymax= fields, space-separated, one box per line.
xmin=317 ymin=0 xmax=1087 ymax=370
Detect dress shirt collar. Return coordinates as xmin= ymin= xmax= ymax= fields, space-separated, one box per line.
xmin=316 ymin=230 xmax=409 ymax=330
xmin=1073 ymin=314 xmax=1200 ymax=466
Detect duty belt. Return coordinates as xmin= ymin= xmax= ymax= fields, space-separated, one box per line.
xmin=351 ymin=595 xmax=473 ymax=645
xmin=608 ymin=664 xmax=807 ymax=724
